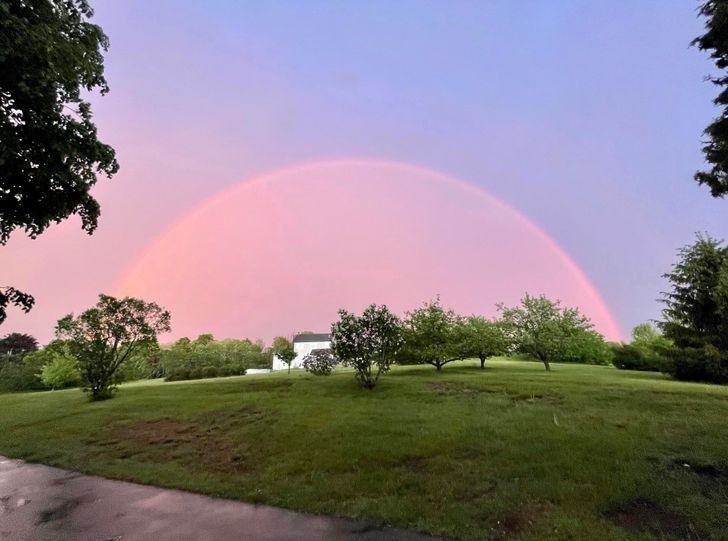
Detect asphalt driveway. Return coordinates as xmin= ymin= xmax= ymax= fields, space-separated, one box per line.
xmin=0 ymin=457 xmax=442 ymax=541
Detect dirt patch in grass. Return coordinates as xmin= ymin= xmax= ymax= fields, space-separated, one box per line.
xmin=604 ymin=498 xmax=697 ymax=538
xmin=427 ymin=382 xmax=563 ymax=404
xmin=492 ymin=502 xmax=549 ymax=540
xmin=428 ymin=381 xmax=479 ymax=395
xmin=98 ymin=406 xmax=266 ymax=474
xmin=670 ymin=458 xmax=728 ymax=479
xmin=398 ymin=455 xmax=429 ymax=473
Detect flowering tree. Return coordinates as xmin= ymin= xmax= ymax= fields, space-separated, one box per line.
xmin=331 ymin=304 xmax=403 ymax=389
xmin=302 ymin=349 xmax=338 ymax=376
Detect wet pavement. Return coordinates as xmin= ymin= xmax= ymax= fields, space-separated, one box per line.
xmin=0 ymin=457 xmax=442 ymax=541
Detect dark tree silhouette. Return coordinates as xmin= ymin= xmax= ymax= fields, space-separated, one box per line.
xmin=0 ymin=0 xmax=118 ymax=323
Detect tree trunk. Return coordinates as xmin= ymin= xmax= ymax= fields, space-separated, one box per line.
xmin=480 ymin=356 xmax=486 ymax=369
xmin=543 ymin=359 xmax=551 ymax=371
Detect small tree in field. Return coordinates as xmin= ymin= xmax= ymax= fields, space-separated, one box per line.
xmin=56 ymin=294 xmax=171 ymax=400
xmin=272 ymin=336 xmax=296 ymax=374
xmin=398 ymin=299 xmax=465 ymax=371
xmin=498 ymin=294 xmax=594 ymax=371
xmin=331 ymin=304 xmax=403 ymax=389
xmin=39 ymin=354 xmax=81 ymax=390
xmin=459 ymin=316 xmax=508 ymax=369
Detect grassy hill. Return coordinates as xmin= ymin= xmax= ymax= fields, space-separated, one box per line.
xmin=1 ymin=359 xmax=727 ymax=540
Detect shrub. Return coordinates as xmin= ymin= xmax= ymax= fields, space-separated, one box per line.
xmin=611 ymin=343 xmax=667 ymax=372
xmin=39 ymin=357 xmax=82 ymax=389
xmin=611 ymin=324 xmax=673 ymax=372
xmin=666 ymin=345 xmax=728 ymax=384
xmin=302 ymin=349 xmax=338 ymax=375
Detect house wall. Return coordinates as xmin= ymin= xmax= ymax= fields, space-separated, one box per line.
xmin=272 ymin=340 xmax=331 ymax=370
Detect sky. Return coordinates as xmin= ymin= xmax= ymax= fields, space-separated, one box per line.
xmin=3 ymin=0 xmax=728 ymax=344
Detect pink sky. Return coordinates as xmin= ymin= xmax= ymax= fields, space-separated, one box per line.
xmin=116 ymin=160 xmax=621 ymax=342
xmin=4 ymin=2 xmax=727 ymax=344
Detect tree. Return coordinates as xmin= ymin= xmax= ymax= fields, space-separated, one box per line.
xmin=302 ymin=349 xmax=338 ymax=376
xmin=194 ymin=333 xmax=215 ymax=346
xmin=39 ymin=354 xmax=81 ymax=390
xmin=398 ymin=299 xmax=465 ymax=371
xmin=459 ymin=316 xmax=508 ymax=369
xmin=661 ymin=234 xmax=728 ymax=350
xmin=498 ymin=294 xmax=594 ymax=371
xmin=0 ymin=0 xmax=118 ymax=323
xmin=610 ymin=324 xmax=672 ymax=372
xmin=0 ymin=332 xmax=38 ymax=357
xmin=330 ymin=304 xmax=403 ymax=389
xmin=272 ymin=336 xmax=296 ymax=374
xmin=559 ymin=327 xmax=612 ymax=365
xmin=56 ymin=294 xmax=171 ymax=400
xmin=659 ymin=234 xmax=728 ymax=382
xmin=0 ymin=288 xmax=34 ymax=325
xmin=631 ymin=323 xmax=672 ymax=357
xmin=693 ymin=1 xmax=728 ymax=197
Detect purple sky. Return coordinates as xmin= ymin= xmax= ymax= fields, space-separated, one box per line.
xmin=3 ymin=1 xmax=727 ymax=343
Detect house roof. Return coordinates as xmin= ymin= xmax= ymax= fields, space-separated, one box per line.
xmin=293 ymin=333 xmax=330 ymax=343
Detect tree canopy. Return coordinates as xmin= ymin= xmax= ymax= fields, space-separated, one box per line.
xmin=56 ymin=294 xmax=170 ymax=400
xmin=661 ymin=234 xmax=728 ymax=350
xmin=0 ymin=332 xmax=38 ymax=357
xmin=398 ymin=299 xmax=466 ymax=371
xmin=0 ymin=0 xmax=118 ymax=323
xmin=331 ymin=304 xmax=403 ymax=389
xmin=498 ymin=294 xmax=595 ymax=371
xmin=459 ymin=316 xmax=509 ymax=369
xmin=693 ymin=0 xmax=728 ymax=197
xmin=272 ymin=336 xmax=296 ymax=374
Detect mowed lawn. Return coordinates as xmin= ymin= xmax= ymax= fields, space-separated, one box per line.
xmin=1 ymin=360 xmax=727 ymax=540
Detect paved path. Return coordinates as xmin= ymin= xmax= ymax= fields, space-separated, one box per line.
xmin=0 ymin=457 xmax=442 ymax=541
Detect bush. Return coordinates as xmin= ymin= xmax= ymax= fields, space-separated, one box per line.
xmin=666 ymin=345 xmax=728 ymax=384
xmin=611 ymin=343 xmax=667 ymax=372
xmin=39 ymin=356 xmax=82 ymax=389
xmin=302 ymin=349 xmax=338 ymax=375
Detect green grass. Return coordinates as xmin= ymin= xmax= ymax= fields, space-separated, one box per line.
xmin=1 ymin=359 xmax=727 ymax=540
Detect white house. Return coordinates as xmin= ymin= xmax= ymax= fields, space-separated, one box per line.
xmin=272 ymin=333 xmax=331 ymax=370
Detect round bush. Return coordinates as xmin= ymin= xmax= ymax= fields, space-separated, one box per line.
xmin=302 ymin=349 xmax=338 ymax=376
